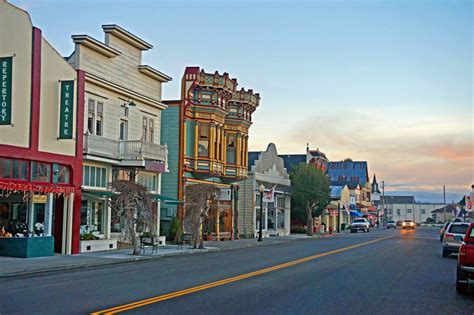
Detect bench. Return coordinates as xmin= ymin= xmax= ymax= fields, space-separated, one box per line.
xmin=140 ymin=236 xmax=160 ymax=254
xmin=176 ymin=233 xmax=192 ymax=249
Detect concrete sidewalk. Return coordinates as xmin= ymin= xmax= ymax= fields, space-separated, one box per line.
xmin=0 ymin=233 xmax=336 ymax=278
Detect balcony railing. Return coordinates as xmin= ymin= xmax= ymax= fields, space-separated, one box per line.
xmin=84 ymin=134 xmax=167 ymax=163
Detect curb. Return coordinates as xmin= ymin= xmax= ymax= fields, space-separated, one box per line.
xmin=0 ymin=234 xmax=339 ymax=278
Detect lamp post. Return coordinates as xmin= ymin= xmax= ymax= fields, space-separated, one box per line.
xmin=337 ymin=201 xmax=341 ymax=233
xmin=258 ymin=184 xmax=265 ymax=242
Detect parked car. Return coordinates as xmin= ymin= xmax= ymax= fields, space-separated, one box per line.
xmin=456 ymin=223 xmax=474 ymax=293
xmin=402 ymin=220 xmax=415 ymax=229
xmin=439 ymin=222 xmax=451 ymax=242
xmin=442 ymin=222 xmax=470 ymax=257
xmin=387 ymin=221 xmax=397 ymax=229
xmin=350 ymin=218 xmax=370 ymax=233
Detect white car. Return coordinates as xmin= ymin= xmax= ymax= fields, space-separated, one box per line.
xmin=387 ymin=221 xmax=397 ymax=229
xmin=350 ymin=218 xmax=370 ymax=233
xmin=442 ymin=222 xmax=470 ymax=257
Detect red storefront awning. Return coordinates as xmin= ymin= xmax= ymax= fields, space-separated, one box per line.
xmin=0 ymin=181 xmax=74 ymax=195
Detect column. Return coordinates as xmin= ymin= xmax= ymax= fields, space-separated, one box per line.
xmin=194 ymin=122 xmax=199 ymax=170
xmin=216 ymin=206 xmax=220 ymax=241
xmin=28 ymin=200 xmax=34 ymax=234
xmin=236 ymin=134 xmax=241 ymax=166
xmin=44 ymin=193 xmax=54 ymax=236
xmin=105 ymin=200 xmax=112 ymax=239
xmin=222 ymin=131 xmax=227 ymax=164
xmin=209 ymin=123 xmax=215 ymax=160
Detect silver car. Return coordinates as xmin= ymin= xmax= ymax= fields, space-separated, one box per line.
xmin=442 ymin=222 xmax=470 ymax=257
xmin=387 ymin=221 xmax=396 ymax=229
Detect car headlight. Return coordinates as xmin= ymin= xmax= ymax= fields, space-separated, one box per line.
xmin=402 ymin=223 xmax=406 ymax=226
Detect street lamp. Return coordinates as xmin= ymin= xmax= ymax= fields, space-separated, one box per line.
xmin=337 ymin=201 xmax=341 ymax=233
xmin=258 ymin=184 xmax=265 ymax=242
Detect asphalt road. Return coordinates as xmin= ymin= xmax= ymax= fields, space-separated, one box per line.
xmin=1 ymin=228 xmax=473 ymax=315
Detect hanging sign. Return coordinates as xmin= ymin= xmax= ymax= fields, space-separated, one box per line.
xmin=0 ymin=57 xmax=12 ymax=125
xmin=59 ymin=80 xmax=74 ymax=139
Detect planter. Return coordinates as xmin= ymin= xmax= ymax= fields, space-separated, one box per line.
xmin=80 ymin=239 xmax=117 ymax=252
xmin=0 ymin=236 xmax=54 ymax=258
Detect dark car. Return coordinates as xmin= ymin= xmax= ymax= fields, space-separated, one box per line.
xmin=456 ymin=223 xmax=474 ymax=293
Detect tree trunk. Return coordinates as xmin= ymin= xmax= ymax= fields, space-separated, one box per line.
xmin=306 ymin=206 xmax=313 ymax=236
xmin=131 ymin=219 xmax=140 ymax=255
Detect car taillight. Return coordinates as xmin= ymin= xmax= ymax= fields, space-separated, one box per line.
xmin=459 ymin=245 xmax=466 ymax=265
xmin=444 ymin=233 xmax=454 ymax=239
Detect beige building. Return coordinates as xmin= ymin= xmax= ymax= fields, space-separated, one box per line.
xmin=239 ymin=144 xmax=291 ymax=238
xmin=68 ymin=24 xmax=171 ymax=252
xmin=0 ymin=1 xmax=84 ymax=256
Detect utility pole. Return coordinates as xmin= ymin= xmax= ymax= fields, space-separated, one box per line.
xmin=381 ymin=181 xmax=386 ymax=225
xmin=443 ymin=185 xmax=446 ymax=223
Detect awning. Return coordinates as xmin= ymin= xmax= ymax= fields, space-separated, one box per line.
xmin=151 ymin=194 xmax=182 ymax=204
xmin=350 ymin=210 xmax=363 ymax=217
xmin=82 ymin=190 xmax=114 ymax=199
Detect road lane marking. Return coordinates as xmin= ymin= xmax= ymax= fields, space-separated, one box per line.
xmin=92 ymin=236 xmax=392 ymax=314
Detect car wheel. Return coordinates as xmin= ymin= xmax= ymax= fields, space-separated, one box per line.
xmin=367 ymin=228 xmax=370 ymax=232
xmin=456 ymin=266 xmax=469 ymax=293
xmin=442 ymin=249 xmax=449 ymax=258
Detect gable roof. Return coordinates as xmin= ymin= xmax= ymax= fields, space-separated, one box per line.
xmin=278 ymin=154 xmax=306 ymax=173
xmin=381 ymin=196 xmax=416 ymax=204
xmin=330 ymin=180 xmax=360 ymax=190
xmin=327 ymin=161 xmax=368 ymax=187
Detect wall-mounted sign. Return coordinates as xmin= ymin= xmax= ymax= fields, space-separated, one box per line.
xmin=59 ymin=80 xmax=74 ymax=139
xmin=145 ymin=160 xmax=166 ymax=173
xmin=217 ymin=188 xmax=232 ymax=201
xmin=33 ymin=195 xmax=47 ymax=204
xmin=0 ymin=57 xmax=12 ymax=125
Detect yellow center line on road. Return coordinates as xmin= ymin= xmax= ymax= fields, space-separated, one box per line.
xmin=92 ymin=236 xmax=393 ymax=315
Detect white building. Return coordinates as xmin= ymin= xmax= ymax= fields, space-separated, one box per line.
xmin=382 ymin=196 xmax=444 ymax=224
xmin=238 ymin=143 xmax=291 ymax=238
xmin=68 ymin=24 xmax=171 ymax=252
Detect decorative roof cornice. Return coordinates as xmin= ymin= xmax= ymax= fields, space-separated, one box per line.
xmin=102 ymin=24 xmax=153 ymax=50
xmin=230 ymin=88 xmax=260 ymax=111
xmin=71 ymin=35 xmax=121 ymax=58
xmin=138 ymin=65 xmax=172 ymax=83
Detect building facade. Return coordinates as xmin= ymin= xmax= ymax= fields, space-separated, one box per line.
xmin=68 ymin=25 xmax=171 ymax=252
xmin=240 ymin=144 xmax=291 ymax=238
xmin=160 ymin=67 xmax=259 ymax=240
xmin=0 ymin=1 xmax=84 ymax=256
xmin=382 ymin=196 xmax=444 ymax=223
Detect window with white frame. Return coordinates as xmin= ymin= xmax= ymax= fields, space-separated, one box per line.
xmin=276 ymin=195 xmax=285 ymax=208
xmin=119 ymin=119 xmax=128 ymax=141
xmin=87 ymin=99 xmax=103 ymax=136
xmin=137 ymin=173 xmax=157 ymax=192
xmin=83 ymin=165 xmax=107 ymax=188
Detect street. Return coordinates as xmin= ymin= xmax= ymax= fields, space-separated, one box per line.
xmin=1 ymin=228 xmax=473 ymax=315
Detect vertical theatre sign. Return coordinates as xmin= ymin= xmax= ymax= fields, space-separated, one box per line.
xmin=59 ymin=80 xmax=74 ymax=139
xmin=0 ymin=57 xmax=12 ymax=125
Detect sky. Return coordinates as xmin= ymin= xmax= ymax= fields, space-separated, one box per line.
xmin=11 ymin=0 xmax=473 ymax=203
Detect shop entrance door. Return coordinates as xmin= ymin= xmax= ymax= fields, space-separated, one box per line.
xmin=53 ymin=196 xmax=64 ymax=253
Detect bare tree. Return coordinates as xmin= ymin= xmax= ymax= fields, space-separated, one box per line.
xmin=184 ymin=184 xmax=220 ymax=249
xmin=109 ymin=180 xmax=154 ymax=255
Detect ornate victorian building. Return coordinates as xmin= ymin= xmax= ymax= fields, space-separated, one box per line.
xmin=161 ymin=67 xmax=260 ymax=239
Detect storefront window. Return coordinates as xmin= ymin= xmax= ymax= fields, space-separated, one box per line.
xmin=0 ymin=158 xmax=28 ymax=180
xmin=0 ymin=195 xmax=28 ymax=236
xmin=80 ymin=199 xmax=105 ymax=235
xmin=31 ymin=162 xmax=50 ymax=182
xmin=277 ymin=209 xmax=285 ymax=229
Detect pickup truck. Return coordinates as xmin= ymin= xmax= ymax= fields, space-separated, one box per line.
xmin=350 ymin=218 xmax=370 ymax=233
xmin=456 ymin=223 xmax=474 ymax=293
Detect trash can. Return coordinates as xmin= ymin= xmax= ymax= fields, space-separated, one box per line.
xmin=341 ymin=223 xmax=346 ymax=230
xmin=329 ymin=227 xmax=333 ymax=234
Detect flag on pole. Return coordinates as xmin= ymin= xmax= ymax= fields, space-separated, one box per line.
xmin=263 ymin=186 xmax=275 ymax=203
